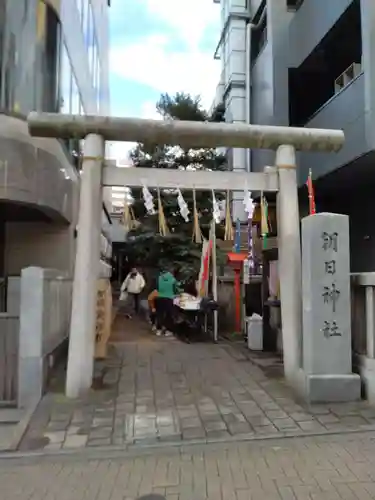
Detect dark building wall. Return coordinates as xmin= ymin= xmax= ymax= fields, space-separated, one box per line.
xmin=0 ymin=216 xmax=4 ymax=276
xmin=287 ymin=0 xmax=354 ymax=69
xmin=250 ymin=0 xmax=375 ymax=186
xmin=298 ymin=184 xmax=375 ymax=274
xmin=317 ymin=189 xmax=375 ymax=274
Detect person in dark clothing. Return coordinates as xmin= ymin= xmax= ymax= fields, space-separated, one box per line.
xmin=148 ymin=289 xmax=158 ymax=331
xmin=155 ymin=269 xmax=180 ymax=336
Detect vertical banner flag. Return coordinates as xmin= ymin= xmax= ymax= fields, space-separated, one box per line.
xmin=234 ymin=218 xmax=241 ymax=253
xmin=261 ymin=195 xmax=269 ymax=250
xmin=224 ymin=190 xmax=233 ymax=241
xmin=199 ymin=229 xmax=213 ymax=297
xmin=306 ymin=168 xmax=316 ymax=215
xmin=157 ymin=188 xmax=169 ymax=236
xmin=192 ymin=189 xmax=202 ymax=243
xmin=243 ymin=190 xmax=255 ymax=273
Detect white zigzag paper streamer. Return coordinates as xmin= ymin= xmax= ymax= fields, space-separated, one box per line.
xmin=212 ymin=190 xmax=221 ymax=224
xmin=243 ymin=190 xmax=255 ymax=219
xmin=142 ymin=184 xmax=156 ymax=215
xmin=177 ymin=189 xmax=189 ymax=222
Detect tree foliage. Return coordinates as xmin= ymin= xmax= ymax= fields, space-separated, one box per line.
xmin=125 ymin=92 xmax=227 ymax=281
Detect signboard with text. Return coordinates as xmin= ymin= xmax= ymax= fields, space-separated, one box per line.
xmin=95 ymin=279 xmax=112 ymax=359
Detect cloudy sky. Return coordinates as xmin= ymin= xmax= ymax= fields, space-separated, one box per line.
xmin=107 ymin=0 xmax=221 ymax=162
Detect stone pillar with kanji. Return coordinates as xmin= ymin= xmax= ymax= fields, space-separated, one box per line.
xmin=301 ymin=212 xmax=360 ymax=403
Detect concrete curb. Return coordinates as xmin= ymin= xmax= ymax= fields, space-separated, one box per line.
xmin=1 ymin=400 xmax=39 ymax=453
xmin=1 ymin=424 xmax=375 ymax=464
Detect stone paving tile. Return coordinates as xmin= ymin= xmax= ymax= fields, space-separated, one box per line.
xmin=5 ymin=433 xmax=375 ymax=499
xmin=18 ymin=337 xmax=375 ymax=452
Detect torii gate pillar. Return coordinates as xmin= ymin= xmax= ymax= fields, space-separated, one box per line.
xmin=276 ymin=145 xmax=302 ymax=384
xmin=65 ymin=134 xmax=104 ymax=398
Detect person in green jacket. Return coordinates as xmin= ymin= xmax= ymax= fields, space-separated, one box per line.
xmin=156 ymin=268 xmax=180 ymax=337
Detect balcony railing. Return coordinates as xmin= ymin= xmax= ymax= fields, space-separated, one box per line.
xmin=351 ymin=273 xmax=375 ymax=403
xmin=334 ymin=62 xmax=362 ymax=96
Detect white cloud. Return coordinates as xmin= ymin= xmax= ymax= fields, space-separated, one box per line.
xmin=110 ymin=35 xmax=220 ymax=110
xmin=108 ymin=0 xmax=221 ymax=163
xmin=144 ymin=0 xmax=220 ymax=49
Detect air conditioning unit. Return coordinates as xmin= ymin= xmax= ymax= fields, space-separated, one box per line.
xmin=335 ymin=63 xmax=361 ymax=94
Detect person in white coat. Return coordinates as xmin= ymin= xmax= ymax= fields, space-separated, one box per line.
xmin=120 ymin=268 xmax=145 ymax=314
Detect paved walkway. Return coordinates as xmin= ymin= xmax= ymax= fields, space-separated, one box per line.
xmin=4 ymin=432 xmax=375 ymax=499
xmin=18 ymin=316 xmax=375 ymax=452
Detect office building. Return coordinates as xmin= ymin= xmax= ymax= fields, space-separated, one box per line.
xmin=212 ymin=0 xmax=375 ymax=271
xmin=0 ymin=0 xmax=111 ymax=294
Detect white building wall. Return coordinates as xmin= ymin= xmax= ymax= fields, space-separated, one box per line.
xmin=213 ymin=0 xmax=296 ymax=219
xmin=213 ymin=0 xmax=249 ymax=221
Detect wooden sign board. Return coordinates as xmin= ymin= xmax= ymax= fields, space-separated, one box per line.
xmin=95 ymin=278 xmax=112 ymax=359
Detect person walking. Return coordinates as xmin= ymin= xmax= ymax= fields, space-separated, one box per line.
xmin=156 ymin=268 xmax=180 ymax=337
xmin=120 ymin=268 xmax=145 ymax=315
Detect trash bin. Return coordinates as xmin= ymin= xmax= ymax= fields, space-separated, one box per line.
xmin=245 ymin=314 xmax=263 ymax=351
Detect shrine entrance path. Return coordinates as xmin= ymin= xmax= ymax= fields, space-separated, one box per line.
xmin=18 ymin=315 xmax=375 ymax=453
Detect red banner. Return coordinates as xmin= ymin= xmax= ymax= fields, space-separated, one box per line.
xmin=306 ymin=169 xmax=316 ymax=215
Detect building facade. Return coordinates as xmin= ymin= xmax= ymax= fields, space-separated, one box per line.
xmin=0 ymin=0 xmax=111 ymax=304
xmin=212 ymin=0 xmax=375 ymax=271
xmin=0 ymin=0 xmax=109 ymax=116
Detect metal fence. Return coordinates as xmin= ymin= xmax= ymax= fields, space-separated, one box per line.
xmin=0 ymin=313 xmax=19 ymax=404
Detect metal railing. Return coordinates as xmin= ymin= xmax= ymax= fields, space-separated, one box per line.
xmin=0 ymin=313 xmax=19 ymax=404
xmin=351 ymin=273 xmax=375 ymax=358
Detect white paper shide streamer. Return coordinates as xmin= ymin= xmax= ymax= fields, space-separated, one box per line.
xmin=212 ymin=190 xmax=221 ymax=224
xmin=142 ymin=184 xmax=156 ymax=215
xmin=177 ymin=189 xmax=189 ymax=222
xmin=243 ymin=189 xmax=255 ymax=218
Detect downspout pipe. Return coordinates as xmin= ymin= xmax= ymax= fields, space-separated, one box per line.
xmin=245 ymin=22 xmax=252 ymax=173
xmin=245 ymin=5 xmax=267 ymax=172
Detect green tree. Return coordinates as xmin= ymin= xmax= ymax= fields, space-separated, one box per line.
xmin=124 ymin=92 xmax=227 ymax=281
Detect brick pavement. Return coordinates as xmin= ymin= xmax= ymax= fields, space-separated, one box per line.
xmin=4 ymin=432 xmax=375 ymax=499
xmin=18 ymin=321 xmax=375 ymax=452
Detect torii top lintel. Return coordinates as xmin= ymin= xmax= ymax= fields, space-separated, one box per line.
xmin=27 ymin=112 xmax=344 ymax=153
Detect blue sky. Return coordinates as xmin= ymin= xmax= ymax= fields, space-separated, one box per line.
xmin=107 ymin=0 xmax=221 ymax=162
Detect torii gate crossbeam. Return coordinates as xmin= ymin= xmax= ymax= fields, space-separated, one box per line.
xmin=102 ymin=165 xmax=279 ymax=191
xmin=28 ymin=112 xmax=344 ymax=151
xmin=27 ymin=112 xmax=345 ymax=398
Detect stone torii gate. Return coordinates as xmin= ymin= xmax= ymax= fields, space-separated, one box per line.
xmin=27 ymin=112 xmax=344 ymax=398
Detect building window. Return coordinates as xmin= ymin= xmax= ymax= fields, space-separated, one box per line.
xmin=76 ymin=0 xmax=83 ymax=23
xmin=88 ymin=10 xmax=96 ymax=77
xmin=71 ymin=74 xmax=80 ymax=114
xmin=96 ymin=59 xmax=101 ymax=109
xmin=3 ymin=33 xmax=16 ymax=111
xmin=86 ymin=2 xmax=93 ymax=52
xmin=43 ymin=4 xmax=62 ymax=112
xmin=60 ymin=44 xmax=72 ymax=113
xmin=82 ymin=0 xmax=88 ymax=47
xmin=0 ymin=0 xmax=6 ymax=105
